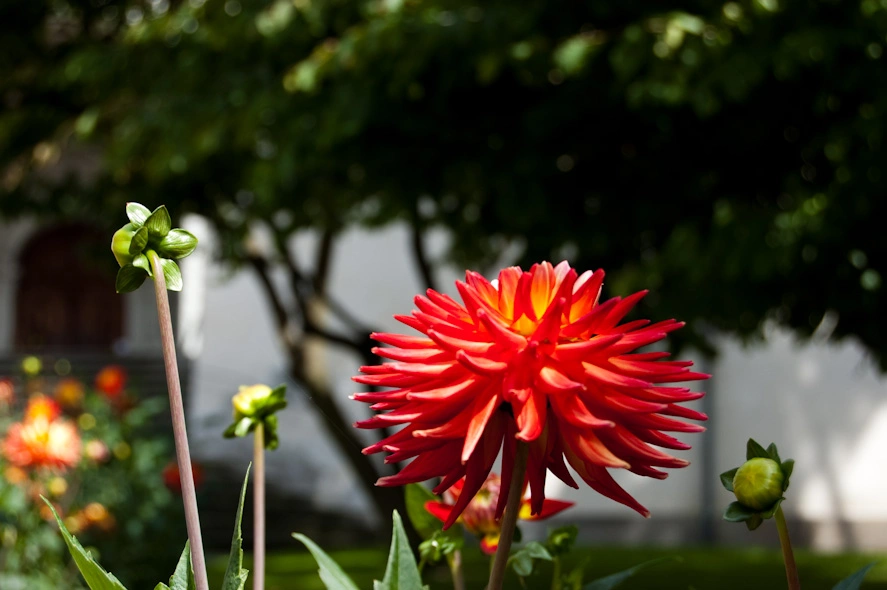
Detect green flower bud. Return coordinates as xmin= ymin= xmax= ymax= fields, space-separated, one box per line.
xmin=732 ymin=457 xmax=785 ymax=510
xmin=111 ymin=223 xmax=138 ymax=267
xmin=232 ymin=384 xmax=273 ymax=419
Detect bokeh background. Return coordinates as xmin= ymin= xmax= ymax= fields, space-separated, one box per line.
xmin=2 ymin=0 xmax=887 ymax=588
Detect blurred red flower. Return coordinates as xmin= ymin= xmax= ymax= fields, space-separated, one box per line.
xmin=425 ymin=474 xmax=573 ymax=554
xmin=2 ymin=417 xmax=81 ymax=471
xmin=354 ymin=261 xmax=708 ymax=527
xmin=95 ymin=365 xmax=127 ymax=398
xmin=162 ymin=461 xmax=205 ymax=494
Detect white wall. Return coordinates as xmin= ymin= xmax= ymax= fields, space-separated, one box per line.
xmin=183 ymin=221 xmax=887 ymax=548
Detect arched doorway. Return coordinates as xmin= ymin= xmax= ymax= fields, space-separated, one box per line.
xmin=14 ymin=224 xmax=122 ymax=350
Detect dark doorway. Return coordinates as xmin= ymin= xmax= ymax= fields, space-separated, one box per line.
xmin=14 ymin=224 xmax=123 ymax=350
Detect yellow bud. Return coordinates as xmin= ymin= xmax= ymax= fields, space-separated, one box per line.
xmin=111 ymin=223 xmax=138 ymax=267
xmin=733 ymin=457 xmax=785 ymax=510
xmin=232 ymin=384 xmax=273 ymax=418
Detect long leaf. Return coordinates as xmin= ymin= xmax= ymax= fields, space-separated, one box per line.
xmin=168 ymin=542 xmax=196 ymax=590
xmin=291 ymin=534 xmax=360 ymax=590
xmin=833 ymin=562 xmax=880 ymax=590
xmin=222 ymin=466 xmax=251 ymax=590
xmin=584 ymin=557 xmax=674 ymax=590
xmin=374 ymin=511 xmax=427 ymax=590
xmin=43 ymin=498 xmax=128 ymax=590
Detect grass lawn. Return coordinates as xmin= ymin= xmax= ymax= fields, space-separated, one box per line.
xmin=208 ymin=545 xmax=887 ymax=589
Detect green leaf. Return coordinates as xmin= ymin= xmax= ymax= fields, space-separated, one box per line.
xmin=129 ymin=226 xmax=149 ymax=255
xmin=264 ymin=414 xmax=280 ymax=450
xmin=222 ymin=466 xmax=251 ymax=590
xmin=782 ymin=459 xmax=795 ymax=490
xmin=132 ymin=253 xmax=153 ymax=277
xmin=760 ymin=497 xmax=784 ymax=520
xmin=832 ymin=562 xmax=880 ymax=590
xmin=723 ymin=501 xmax=758 ymax=522
xmin=42 ymin=498 xmax=128 ymax=590
xmin=145 ymin=205 xmax=172 ymax=238
xmin=404 ymin=484 xmax=442 ymax=541
xmin=508 ymin=541 xmax=552 ymax=577
xmin=546 ymin=525 xmax=579 ymax=557
xmin=745 ymin=514 xmax=764 ymax=531
xmin=167 ymin=542 xmax=196 ymax=590
xmin=116 ymin=264 xmax=148 ymax=293
xmin=156 ymin=229 xmax=199 ymax=260
xmin=160 ymin=258 xmax=183 ymax=291
xmin=291 ymin=534 xmax=360 ymax=590
xmin=231 ymin=416 xmax=253 ymax=438
xmin=720 ymin=468 xmax=738 ymax=492
xmin=126 ymin=202 xmax=152 ymax=227
xmin=746 ymin=439 xmax=770 ymax=460
xmin=374 ymin=511 xmax=427 ymax=590
xmin=766 ymin=443 xmax=782 ymax=464
xmin=584 ymin=557 xmax=674 ymax=590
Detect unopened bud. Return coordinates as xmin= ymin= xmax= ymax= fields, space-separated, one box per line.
xmin=732 ymin=457 xmax=784 ymax=510
xmin=111 ymin=223 xmax=138 ymax=267
xmin=232 ymin=384 xmax=273 ymax=418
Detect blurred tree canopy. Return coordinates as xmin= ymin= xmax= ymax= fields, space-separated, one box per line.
xmin=3 ymin=0 xmax=887 ymax=518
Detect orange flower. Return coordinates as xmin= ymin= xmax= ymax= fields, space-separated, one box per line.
xmin=55 ymin=378 xmax=85 ymax=408
xmin=162 ymin=460 xmax=205 ymax=494
xmin=354 ymin=261 xmax=708 ymax=527
xmin=95 ymin=365 xmax=127 ymax=398
xmin=25 ymin=394 xmax=61 ymax=422
xmin=425 ymin=474 xmax=573 ymax=554
xmin=2 ymin=417 xmax=81 ymax=471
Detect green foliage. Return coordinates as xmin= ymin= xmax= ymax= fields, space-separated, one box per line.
xmin=221 ymin=466 xmax=251 ymax=590
xmin=833 ymin=562 xmax=880 ymax=590
xmin=508 ymin=541 xmax=553 ymax=577
xmin=374 ymin=511 xmax=428 ymax=590
xmin=110 ymin=203 xmax=197 ymax=293
xmin=154 ymin=543 xmax=196 ymax=590
xmin=291 ymin=534 xmax=360 ymax=590
xmin=223 ymin=385 xmax=287 ymax=450
xmin=546 ymin=525 xmax=579 ymax=557
xmin=42 ymin=499 xmax=128 ymax=590
xmin=584 ymin=557 xmax=675 ymax=590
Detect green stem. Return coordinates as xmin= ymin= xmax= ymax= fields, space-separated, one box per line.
xmin=254 ymin=422 xmax=265 ymax=590
xmin=449 ymin=549 xmax=465 ymax=590
xmin=149 ymin=251 xmax=209 ymax=590
xmin=775 ymin=505 xmax=801 ymax=590
xmin=487 ymin=442 xmax=529 ymax=590
xmin=551 ymin=557 xmax=561 ymax=590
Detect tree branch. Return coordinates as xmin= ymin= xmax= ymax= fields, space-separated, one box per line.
xmin=410 ymin=207 xmax=437 ymax=292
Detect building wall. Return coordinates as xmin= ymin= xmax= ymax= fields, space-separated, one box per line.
xmin=182 ymin=220 xmax=887 ymax=549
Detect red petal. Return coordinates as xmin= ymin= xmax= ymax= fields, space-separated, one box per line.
xmin=523 ymin=499 xmax=574 ymax=521
xmin=424 ymin=501 xmax=453 ymax=523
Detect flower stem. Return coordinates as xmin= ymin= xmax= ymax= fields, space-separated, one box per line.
xmin=253 ymin=422 xmax=266 ymax=590
xmin=551 ymin=557 xmax=561 ymax=590
xmin=775 ymin=505 xmax=801 ymax=590
xmin=149 ymin=251 xmax=209 ymax=590
xmin=487 ymin=441 xmax=529 ymax=590
xmin=449 ymin=549 xmax=465 ymax=590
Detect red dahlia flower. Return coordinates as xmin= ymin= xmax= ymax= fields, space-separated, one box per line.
xmin=425 ymin=474 xmax=573 ymax=554
xmin=353 ymin=261 xmax=708 ymax=527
